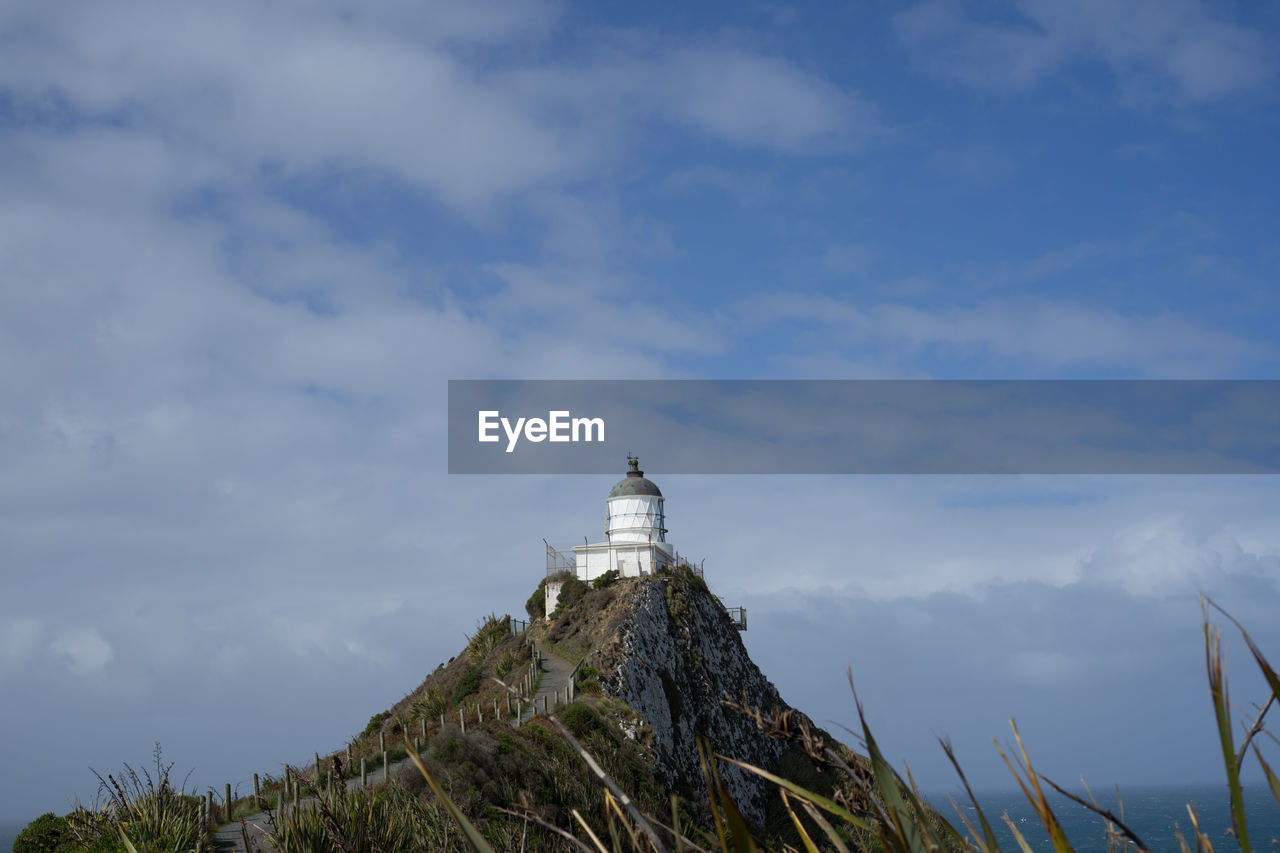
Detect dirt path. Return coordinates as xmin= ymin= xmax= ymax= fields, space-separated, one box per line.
xmin=214 ymin=641 xmax=577 ymax=851
xmin=519 ymin=641 xmax=577 ymax=724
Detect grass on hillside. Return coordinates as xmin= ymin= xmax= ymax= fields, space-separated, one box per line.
xmin=18 ymin=595 xmax=1280 ymax=853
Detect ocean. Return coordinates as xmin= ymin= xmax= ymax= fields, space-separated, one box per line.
xmin=932 ymin=784 xmax=1280 ymax=853
xmin=1 ymin=820 xmax=25 ymax=853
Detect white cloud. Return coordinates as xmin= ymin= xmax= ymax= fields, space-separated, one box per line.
xmin=49 ymin=628 xmax=114 ymax=678
xmin=736 ymin=294 xmax=1272 ymax=377
xmin=659 ymin=48 xmax=869 ymax=151
xmin=0 ymin=3 xmax=869 ymax=218
xmin=895 ymin=0 xmax=1274 ymax=103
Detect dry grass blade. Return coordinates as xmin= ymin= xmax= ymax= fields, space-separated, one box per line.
xmin=1205 ymin=597 xmax=1280 ymax=710
xmin=1037 ymin=775 xmax=1150 ymax=851
xmin=1235 ymin=695 xmax=1275 ymax=768
xmin=1184 ymin=804 xmax=1216 ymax=853
xmin=946 ymin=794 xmax=989 ymax=853
xmin=403 ymin=734 xmax=496 ymax=853
xmin=1248 ymin=743 xmax=1280 ymax=811
xmin=494 ymin=806 xmax=598 ymax=853
xmin=1001 ymin=813 xmax=1036 ymax=853
xmin=715 ymin=779 xmax=760 ymax=853
xmin=1202 ymin=602 xmax=1252 ymax=853
xmin=797 ymin=797 xmax=850 ymax=853
xmin=697 ymin=739 xmax=730 ymax=852
xmin=846 ymin=669 xmax=933 ymax=853
xmin=549 ymin=716 xmax=670 ymax=853
xmin=940 ymin=737 xmax=1000 ymax=853
xmin=780 ymin=790 xmax=821 ymax=853
xmin=993 ymin=724 xmax=1071 ymax=853
xmin=714 ymin=755 xmax=869 ymax=830
xmin=572 ymin=808 xmax=612 ymax=853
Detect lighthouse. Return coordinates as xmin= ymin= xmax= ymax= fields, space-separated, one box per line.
xmin=541 ymin=456 xmax=744 ymax=628
xmin=572 ymin=455 xmax=674 ymax=579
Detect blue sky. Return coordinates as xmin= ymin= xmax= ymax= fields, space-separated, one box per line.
xmin=2 ymin=0 xmax=1280 ymax=827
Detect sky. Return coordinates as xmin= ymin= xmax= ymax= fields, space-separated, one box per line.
xmin=2 ymin=0 xmax=1280 ymax=827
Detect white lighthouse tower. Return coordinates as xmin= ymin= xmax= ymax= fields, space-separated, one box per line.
xmin=572 ymin=455 xmax=674 ymax=579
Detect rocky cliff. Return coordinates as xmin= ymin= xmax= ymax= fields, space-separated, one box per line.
xmin=542 ymin=570 xmax=826 ymax=829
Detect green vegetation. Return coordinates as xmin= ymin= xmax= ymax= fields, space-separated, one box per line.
xmin=52 ymin=746 xmax=206 ymax=853
xmin=427 ymin=594 xmax=1280 ymax=853
xmin=361 ymin=711 xmax=390 ymax=737
xmin=452 ymin=665 xmax=482 ymax=703
xmin=591 ymin=569 xmax=620 ymax=590
xmin=13 ymin=812 xmax=71 ymax=853
xmin=465 ymin=614 xmax=511 ymax=664
xmin=409 ymin=686 xmax=446 ymax=721
xmin=26 ymin=591 xmax=1280 ymax=853
xmin=552 ymin=575 xmax=588 ymax=616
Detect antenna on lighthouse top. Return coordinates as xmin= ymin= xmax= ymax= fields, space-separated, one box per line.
xmin=626 ymin=453 xmax=639 ymax=473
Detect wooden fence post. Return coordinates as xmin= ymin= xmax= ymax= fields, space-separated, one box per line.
xmin=225 ymin=783 xmax=232 ymax=821
xmin=383 ymin=750 xmax=389 ymax=780
xmin=459 ymin=707 xmax=466 ymax=735
xmin=378 ymin=732 xmax=385 ymax=752
xmin=420 ymin=718 xmax=426 ymax=738
xmin=253 ymin=773 xmax=261 ymax=806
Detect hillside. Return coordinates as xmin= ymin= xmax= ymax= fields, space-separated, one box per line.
xmin=20 ymin=567 xmax=952 ymax=853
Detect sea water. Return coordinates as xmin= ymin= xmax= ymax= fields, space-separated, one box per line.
xmin=932 ymin=784 xmax=1280 ymax=853
xmin=1 ymin=819 xmax=27 ymax=853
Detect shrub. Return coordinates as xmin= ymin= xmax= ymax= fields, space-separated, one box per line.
xmin=552 ymin=576 xmax=588 ymax=616
xmin=411 ymin=687 xmax=446 ymax=721
xmin=362 ymin=711 xmax=390 ymax=737
xmin=559 ymin=703 xmax=604 ymax=739
xmin=591 ymin=569 xmax=620 ymax=590
xmin=71 ymin=746 xmax=203 ymax=853
xmin=453 ymin=665 xmax=481 ymax=703
xmin=14 ymin=812 xmax=70 ymax=853
xmin=494 ymin=650 xmax=518 ymax=678
xmin=525 ymin=586 xmax=545 ymax=620
xmin=466 ymin=614 xmax=510 ymax=663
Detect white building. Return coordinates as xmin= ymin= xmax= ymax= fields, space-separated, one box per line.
xmin=572 ymin=455 xmax=674 ymax=580
xmin=543 ymin=456 xmax=675 ymax=617
xmin=542 ymin=457 xmax=746 ymax=629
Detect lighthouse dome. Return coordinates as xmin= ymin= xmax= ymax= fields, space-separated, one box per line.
xmin=609 ymin=459 xmax=663 ymax=497
xmin=605 ymin=456 xmax=666 ymax=544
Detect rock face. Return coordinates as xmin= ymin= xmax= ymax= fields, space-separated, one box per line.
xmin=599 ymin=575 xmax=795 ymax=827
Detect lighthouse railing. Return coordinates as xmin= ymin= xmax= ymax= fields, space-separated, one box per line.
xmin=544 ymin=540 xmax=579 ymax=580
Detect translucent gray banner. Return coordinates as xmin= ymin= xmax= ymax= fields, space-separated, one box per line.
xmin=447 ymin=380 xmax=1280 ymax=474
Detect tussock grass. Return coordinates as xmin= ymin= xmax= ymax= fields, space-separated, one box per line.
xmin=34 ymin=596 xmax=1280 ymax=853
xmin=406 ymin=596 xmax=1280 ymax=853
